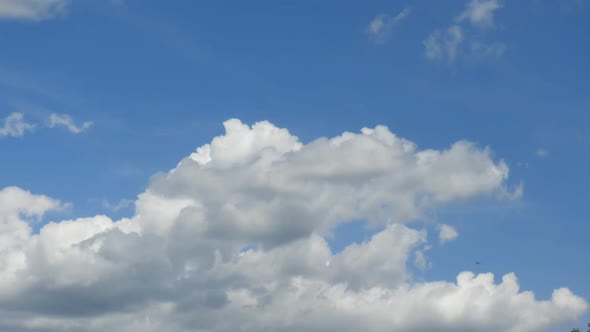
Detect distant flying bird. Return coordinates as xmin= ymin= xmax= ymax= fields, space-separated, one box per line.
xmin=475 ymin=261 xmax=480 ymax=265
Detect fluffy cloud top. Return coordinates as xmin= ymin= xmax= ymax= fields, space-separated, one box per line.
xmin=0 ymin=186 xmax=65 ymax=219
xmin=0 ymin=0 xmax=69 ymax=21
xmin=0 ymin=119 xmax=585 ymax=331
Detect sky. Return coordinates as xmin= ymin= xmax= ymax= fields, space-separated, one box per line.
xmin=0 ymin=0 xmax=589 ymax=331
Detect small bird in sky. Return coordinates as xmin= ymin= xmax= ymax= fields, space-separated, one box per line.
xmin=475 ymin=261 xmax=481 ymax=265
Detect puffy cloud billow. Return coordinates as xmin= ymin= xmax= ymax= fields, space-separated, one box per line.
xmin=0 ymin=119 xmax=586 ymax=331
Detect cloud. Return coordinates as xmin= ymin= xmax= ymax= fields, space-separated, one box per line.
xmin=0 ymin=186 xmax=66 ymax=220
xmin=1 ymin=112 xmax=92 ymax=138
xmin=470 ymin=41 xmax=507 ymax=58
xmin=0 ymin=0 xmax=69 ymax=21
xmin=0 ymin=112 xmax=35 ymax=138
xmin=536 ymin=148 xmax=549 ymax=158
xmin=438 ymin=224 xmax=459 ymax=244
xmin=0 ymin=186 xmax=68 ymax=287
xmin=499 ymin=181 xmax=524 ymax=200
xmin=457 ymin=0 xmax=504 ymax=29
xmin=47 ymin=113 xmax=93 ymax=133
xmin=413 ymin=244 xmax=432 ymax=270
xmin=423 ymin=25 xmax=464 ymax=62
xmin=366 ymin=7 xmax=412 ymax=44
xmin=102 ymin=198 xmax=134 ymax=212
xmin=0 ymin=119 xmax=585 ymax=331
xmin=423 ymin=0 xmax=506 ymax=63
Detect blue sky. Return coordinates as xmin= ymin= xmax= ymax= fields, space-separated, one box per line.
xmin=0 ymin=1 xmax=589 ymax=331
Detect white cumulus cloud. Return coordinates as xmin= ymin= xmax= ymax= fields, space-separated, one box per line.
xmin=438 ymin=224 xmax=459 ymax=244
xmin=0 ymin=119 xmax=585 ymax=332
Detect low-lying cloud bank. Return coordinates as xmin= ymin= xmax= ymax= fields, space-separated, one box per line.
xmin=0 ymin=119 xmax=585 ymax=331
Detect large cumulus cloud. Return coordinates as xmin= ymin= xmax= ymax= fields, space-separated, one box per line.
xmin=0 ymin=119 xmax=586 ymax=331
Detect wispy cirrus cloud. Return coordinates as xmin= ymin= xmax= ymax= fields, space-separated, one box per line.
xmin=423 ymin=0 xmax=506 ymax=63
xmin=366 ymin=7 xmax=412 ymax=44
xmin=536 ymin=148 xmax=549 ymax=158
xmin=48 ymin=113 xmax=93 ymax=134
xmin=0 ymin=112 xmax=92 ymax=138
xmin=0 ymin=0 xmax=69 ymax=21
xmin=102 ymin=198 xmax=134 ymax=212
xmin=423 ymin=25 xmax=465 ymax=62
xmin=456 ymin=0 xmax=504 ymax=29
